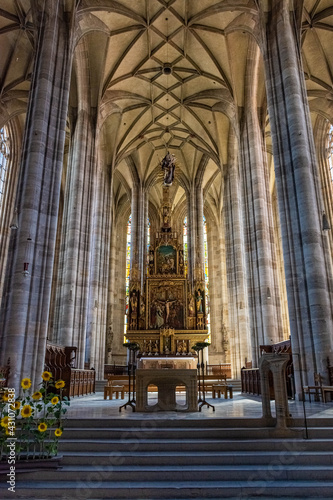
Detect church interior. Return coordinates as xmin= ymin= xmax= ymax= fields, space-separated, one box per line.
xmin=1 ymin=0 xmax=333 ymax=497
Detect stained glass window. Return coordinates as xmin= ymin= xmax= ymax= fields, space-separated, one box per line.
xmin=203 ymin=216 xmax=210 ymax=340
xmin=328 ymin=124 xmax=333 ymax=182
xmin=183 ymin=216 xmax=188 ymax=275
xmin=124 ymin=214 xmax=131 ymax=335
xmin=0 ymin=127 xmax=10 ymax=209
xmin=147 ymin=217 xmax=150 ymax=273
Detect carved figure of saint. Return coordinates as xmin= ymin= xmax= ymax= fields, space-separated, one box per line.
xmin=188 ymin=295 xmax=195 ymax=316
xmin=130 ymin=291 xmax=138 ymax=314
xmin=155 ymin=304 xmax=164 ymax=328
xmin=161 ymin=151 xmax=175 ymax=186
xmin=196 ymin=290 xmax=203 ymax=314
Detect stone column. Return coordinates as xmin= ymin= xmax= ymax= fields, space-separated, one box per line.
xmin=0 ymin=0 xmax=74 ymax=390
xmin=260 ymin=0 xmax=333 ymax=390
xmin=186 ymin=191 xmax=195 ymax=283
xmin=86 ymin=161 xmax=112 ymax=379
xmin=130 ymin=184 xmax=140 ymax=278
xmin=224 ymin=131 xmax=251 ymax=377
xmin=195 ymin=186 xmax=206 ymax=286
xmin=240 ymin=38 xmax=283 ymax=354
xmin=54 ymin=35 xmax=98 ymax=367
xmin=207 ymin=219 xmax=225 ymax=363
xmin=55 ymin=108 xmax=96 ymax=365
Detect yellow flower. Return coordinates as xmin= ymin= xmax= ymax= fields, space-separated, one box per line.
xmin=21 ymin=377 xmax=32 ymax=389
xmin=2 ymin=392 xmax=9 ymax=402
xmin=54 ymin=428 xmax=62 ymax=437
xmin=41 ymin=371 xmax=52 ymax=381
xmin=32 ymin=391 xmax=42 ymax=401
xmin=38 ymin=422 xmax=48 ymax=433
xmin=14 ymin=401 xmax=21 ymax=410
xmin=1 ymin=416 xmax=9 ymax=427
xmin=21 ymin=404 xmax=33 ymax=418
xmin=55 ymin=380 xmax=65 ymax=389
xmin=51 ymin=396 xmax=59 ymax=405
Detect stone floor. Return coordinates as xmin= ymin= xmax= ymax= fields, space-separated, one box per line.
xmin=66 ymin=391 xmax=333 ymax=420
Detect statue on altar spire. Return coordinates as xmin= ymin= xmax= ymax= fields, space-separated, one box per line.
xmin=161 ymin=151 xmax=175 ymax=186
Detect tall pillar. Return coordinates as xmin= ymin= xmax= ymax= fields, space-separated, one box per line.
xmin=55 ymin=108 xmax=96 ymax=367
xmin=86 ymin=161 xmax=112 ymax=379
xmin=0 ymin=0 xmax=74 ymax=389
xmin=240 ymin=38 xmax=283 ymax=356
xmin=224 ymin=131 xmax=251 ymax=376
xmin=260 ymin=0 xmax=333 ymax=389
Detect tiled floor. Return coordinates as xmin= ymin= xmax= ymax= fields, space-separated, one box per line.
xmin=65 ymin=391 xmax=333 ymax=420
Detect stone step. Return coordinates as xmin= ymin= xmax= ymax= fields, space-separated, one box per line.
xmin=64 ymin=417 xmax=333 ymax=429
xmin=59 ymin=437 xmax=333 ymax=452
xmin=61 ymin=426 xmax=333 ymax=440
xmin=1 ymin=479 xmax=333 ymax=498
xmin=60 ymin=449 xmax=333 ymax=466
xmin=14 ymin=464 xmax=333 ymax=482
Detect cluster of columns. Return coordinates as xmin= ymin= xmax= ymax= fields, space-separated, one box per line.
xmin=0 ymin=0 xmax=332 ymax=398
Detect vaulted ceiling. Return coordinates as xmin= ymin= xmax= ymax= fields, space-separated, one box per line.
xmin=1 ymin=0 xmax=333 ymax=219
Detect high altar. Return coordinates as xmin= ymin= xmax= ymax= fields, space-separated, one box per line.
xmin=125 ymin=188 xmax=209 ymax=357
xmin=125 ymin=158 xmax=208 ymax=411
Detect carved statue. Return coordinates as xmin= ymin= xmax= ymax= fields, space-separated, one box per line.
xmin=130 ymin=290 xmax=138 ymax=314
xmin=161 ymin=151 xmax=176 ymax=186
xmin=196 ymin=289 xmax=203 ymax=314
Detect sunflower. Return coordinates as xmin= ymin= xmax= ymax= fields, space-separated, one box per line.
xmin=21 ymin=377 xmax=32 ymax=389
xmin=1 ymin=416 xmax=9 ymax=427
xmin=55 ymin=380 xmax=65 ymax=389
xmin=51 ymin=396 xmax=59 ymax=405
xmin=32 ymin=391 xmax=42 ymax=401
xmin=38 ymin=422 xmax=48 ymax=433
xmin=54 ymin=428 xmax=62 ymax=437
xmin=2 ymin=392 xmax=9 ymax=402
xmin=21 ymin=404 xmax=33 ymax=418
xmin=41 ymin=371 xmax=52 ymax=381
xmin=14 ymin=401 xmax=21 ymax=410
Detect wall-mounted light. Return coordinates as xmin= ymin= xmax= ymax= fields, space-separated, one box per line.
xmin=22 ymin=235 xmax=32 ymax=277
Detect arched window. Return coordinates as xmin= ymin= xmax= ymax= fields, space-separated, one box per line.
xmin=203 ymin=216 xmax=210 ymax=340
xmin=124 ymin=214 xmax=131 ymax=335
xmin=0 ymin=127 xmax=10 ymax=212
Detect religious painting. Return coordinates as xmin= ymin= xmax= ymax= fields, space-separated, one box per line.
xmin=149 ymin=281 xmax=185 ymax=330
xmin=156 ymin=245 xmax=177 ymax=274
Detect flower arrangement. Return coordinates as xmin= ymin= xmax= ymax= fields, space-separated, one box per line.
xmin=0 ymin=371 xmax=70 ymax=461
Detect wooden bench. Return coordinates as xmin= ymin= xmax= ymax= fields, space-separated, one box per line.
xmin=104 ymin=384 xmax=125 ymax=400
xmin=212 ymin=384 xmax=233 ymax=399
xmin=202 ymin=374 xmax=232 ymax=397
xmin=104 ymin=375 xmax=129 ymax=400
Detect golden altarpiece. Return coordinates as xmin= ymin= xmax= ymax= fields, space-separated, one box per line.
xmin=125 ymin=186 xmax=208 ymax=362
